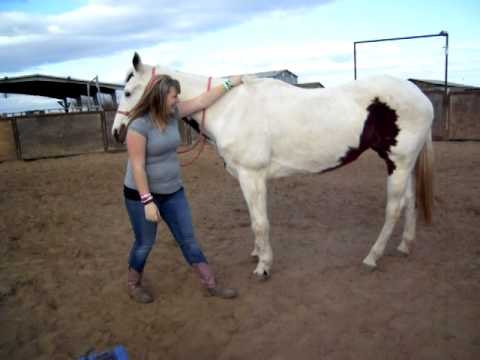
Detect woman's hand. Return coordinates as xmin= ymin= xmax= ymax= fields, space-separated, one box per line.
xmin=144 ymin=202 xmax=161 ymax=222
xmin=178 ymin=75 xmax=243 ymax=118
xmin=228 ymin=75 xmax=243 ymax=87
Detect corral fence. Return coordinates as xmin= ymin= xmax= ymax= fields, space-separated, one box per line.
xmin=424 ymin=90 xmax=480 ymax=141
xmin=0 ymin=91 xmax=479 ymax=162
xmin=0 ymin=110 xmax=198 ymax=161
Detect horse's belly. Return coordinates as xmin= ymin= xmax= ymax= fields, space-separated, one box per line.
xmin=267 ymin=118 xmax=364 ymax=177
xmin=266 ymin=156 xmax=342 ymax=178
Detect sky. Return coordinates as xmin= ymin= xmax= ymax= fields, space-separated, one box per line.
xmin=1 ymin=0 xmax=479 ymax=113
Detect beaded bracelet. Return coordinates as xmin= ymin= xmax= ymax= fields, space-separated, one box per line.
xmin=223 ymin=79 xmax=233 ymax=91
xmin=140 ymin=192 xmax=151 ymax=200
xmin=140 ymin=192 xmax=153 ymax=205
xmin=142 ymin=198 xmax=154 ymax=205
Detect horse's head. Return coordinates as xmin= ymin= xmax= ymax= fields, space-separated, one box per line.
xmin=112 ymin=52 xmax=155 ymax=143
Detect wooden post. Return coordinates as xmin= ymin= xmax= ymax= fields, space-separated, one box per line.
xmin=444 ymin=91 xmax=450 ymax=140
xmin=100 ymin=111 xmax=108 ymax=152
xmin=11 ymin=117 xmax=22 ymax=160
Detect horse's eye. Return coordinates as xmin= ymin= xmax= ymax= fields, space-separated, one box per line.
xmin=125 ymin=91 xmax=131 ymax=98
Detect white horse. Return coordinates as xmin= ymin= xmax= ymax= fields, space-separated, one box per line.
xmin=112 ymin=53 xmax=434 ymax=279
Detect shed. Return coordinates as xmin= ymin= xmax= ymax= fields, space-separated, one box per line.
xmin=409 ymin=79 xmax=480 ymax=93
xmin=409 ymin=79 xmax=480 ymax=140
xmin=250 ymin=70 xmax=299 ymax=85
xmin=295 ymin=82 xmax=324 ymax=89
xmin=0 ymin=74 xmax=123 ymax=111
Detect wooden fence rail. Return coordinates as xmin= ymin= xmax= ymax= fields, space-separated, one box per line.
xmin=0 ymin=110 xmax=198 ymax=161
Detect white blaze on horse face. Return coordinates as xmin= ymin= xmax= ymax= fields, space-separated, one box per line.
xmin=111 ymin=64 xmax=154 ymax=139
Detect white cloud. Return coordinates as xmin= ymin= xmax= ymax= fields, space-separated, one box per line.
xmin=47 ymin=25 xmax=62 ymax=34
xmin=1 ymin=0 xmax=479 ymax=114
xmin=0 ymin=0 xmax=331 ymax=72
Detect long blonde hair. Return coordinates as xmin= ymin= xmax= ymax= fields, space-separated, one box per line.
xmin=128 ymin=74 xmax=181 ymax=130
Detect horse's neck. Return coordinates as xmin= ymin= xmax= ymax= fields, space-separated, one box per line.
xmin=155 ymin=65 xmax=222 ymax=100
xmin=155 ymin=66 xmax=224 ymax=135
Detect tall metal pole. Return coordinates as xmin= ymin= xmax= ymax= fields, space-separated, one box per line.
xmin=86 ymin=75 xmax=102 ymax=111
xmin=95 ymin=75 xmax=103 ymax=111
xmin=444 ymin=32 xmax=449 ymax=96
xmin=86 ymin=82 xmax=91 ymax=111
xmin=353 ymin=31 xmax=449 ymax=92
xmin=354 ymin=43 xmax=357 ymax=80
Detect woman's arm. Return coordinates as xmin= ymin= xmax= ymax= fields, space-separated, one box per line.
xmin=178 ymin=76 xmax=242 ymax=118
xmin=126 ymin=130 xmax=150 ymax=196
xmin=126 ymin=129 xmax=160 ymax=222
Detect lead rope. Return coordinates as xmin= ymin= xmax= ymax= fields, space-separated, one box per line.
xmin=177 ymin=76 xmax=212 ymax=167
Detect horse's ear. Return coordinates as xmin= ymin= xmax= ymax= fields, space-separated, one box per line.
xmin=132 ymin=52 xmax=142 ymax=72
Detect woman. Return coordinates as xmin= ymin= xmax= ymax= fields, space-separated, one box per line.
xmin=123 ymin=73 xmax=241 ymax=303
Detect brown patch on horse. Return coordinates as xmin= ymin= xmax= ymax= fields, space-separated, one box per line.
xmin=326 ymin=97 xmax=400 ymax=175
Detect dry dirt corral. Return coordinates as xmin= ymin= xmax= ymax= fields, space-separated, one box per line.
xmin=1 ymin=141 xmax=479 ymax=360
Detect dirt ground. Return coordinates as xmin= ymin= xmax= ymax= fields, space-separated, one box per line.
xmin=1 ymin=141 xmax=479 ymax=360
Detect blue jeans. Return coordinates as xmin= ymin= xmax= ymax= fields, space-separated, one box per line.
xmin=125 ymin=188 xmax=207 ymax=273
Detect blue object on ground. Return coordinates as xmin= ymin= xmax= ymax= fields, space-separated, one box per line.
xmin=78 ymin=345 xmax=128 ymax=360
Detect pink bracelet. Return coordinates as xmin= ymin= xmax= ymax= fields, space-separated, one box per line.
xmin=140 ymin=192 xmax=153 ymax=205
xmin=141 ymin=195 xmax=153 ymax=203
xmin=142 ymin=197 xmax=154 ymax=205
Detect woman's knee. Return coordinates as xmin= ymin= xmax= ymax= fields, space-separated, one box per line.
xmin=181 ymin=239 xmax=206 ymax=262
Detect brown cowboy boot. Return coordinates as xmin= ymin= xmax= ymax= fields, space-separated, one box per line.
xmin=193 ymin=262 xmax=238 ymax=299
xmin=127 ymin=268 xmax=153 ymax=304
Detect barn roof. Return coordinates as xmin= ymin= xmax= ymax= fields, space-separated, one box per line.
xmin=409 ymin=78 xmax=480 ymax=90
xmin=0 ymin=74 xmax=123 ymax=100
xmin=295 ymin=82 xmax=324 ymax=89
xmin=252 ymin=69 xmax=298 ymax=79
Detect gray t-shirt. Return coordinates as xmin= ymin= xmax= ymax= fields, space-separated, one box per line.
xmin=124 ymin=111 xmax=183 ymax=194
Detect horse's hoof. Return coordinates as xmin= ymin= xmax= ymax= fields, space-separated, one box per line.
xmin=396 ymin=243 xmax=411 ymax=256
xmin=394 ymin=248 xmax=409 ymax=257
xmin=361 ymin=262 xmax=377 ymax=273
xmin=253 ymin=270 xmax=271 ymax=281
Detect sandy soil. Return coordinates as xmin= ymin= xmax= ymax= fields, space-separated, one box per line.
xmin=1 ymin=141 xmax=479 ymax=360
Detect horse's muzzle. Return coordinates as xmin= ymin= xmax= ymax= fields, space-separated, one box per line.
xmin=113 ymin=124 xmax=127 ymax=144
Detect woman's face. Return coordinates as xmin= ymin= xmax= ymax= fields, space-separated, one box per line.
xmin=166 ymin=87 xmax=179 ymax=114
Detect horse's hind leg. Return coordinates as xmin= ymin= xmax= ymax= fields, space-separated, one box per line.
xmin=237 ymin=168 xmax=272 ymax=279
xmin=397 ymin=174 xmax=416 ymax=255
xmin=363 ymin=166 xmax=411 ymax=268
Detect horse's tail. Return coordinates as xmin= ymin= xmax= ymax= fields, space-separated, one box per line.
xmin=415 ymin=130 xmax=434 ymax=224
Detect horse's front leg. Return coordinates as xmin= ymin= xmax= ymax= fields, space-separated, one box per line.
xmin=237 ymin=168 xmax=272 ymax=279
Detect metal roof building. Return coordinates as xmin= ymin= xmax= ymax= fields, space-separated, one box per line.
xmin=241 ymin=70 xmax=323 ymax=88
xmin=409 ymin=79 xmax=480 ymax=93
xmin=251 ymin=69 xmax=299 ymax=85
xmin=0 ymin=74 xmax=123 ymax=111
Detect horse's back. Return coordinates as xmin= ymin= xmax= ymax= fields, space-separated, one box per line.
xmin=242 ymin=74 xmax=432 ymax=123
xmin=341 ymin=75 xmax=433 ymax=122
xmin=231 ymin=79 xmax=367 ymax=175
xmin=217 ymin=75 xmax=433 ymax=177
